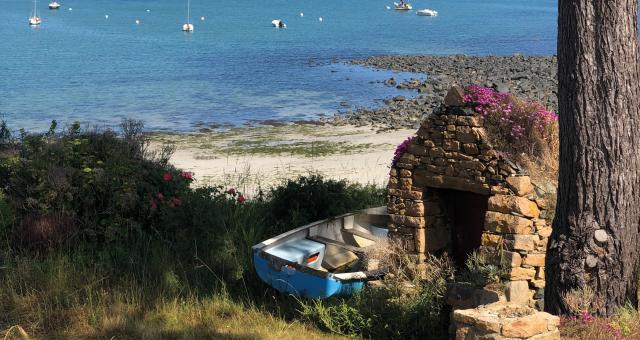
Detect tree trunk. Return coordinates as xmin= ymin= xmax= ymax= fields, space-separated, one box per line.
xmin=546 ymin=0 xmax=640 ymax=316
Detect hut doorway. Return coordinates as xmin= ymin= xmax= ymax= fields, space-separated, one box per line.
xmin=440 ymin=190 xmax=489 ymax=267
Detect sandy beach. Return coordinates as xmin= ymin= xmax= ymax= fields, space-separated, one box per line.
xmin=149 ymin=123 xmax=414 ymax=194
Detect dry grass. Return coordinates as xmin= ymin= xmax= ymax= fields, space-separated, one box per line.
xmin=0 ymin=253 xmax=339 ymax=340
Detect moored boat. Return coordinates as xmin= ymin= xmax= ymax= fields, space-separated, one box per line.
xmin=416 ymin=9 xmax=438 ymax=16
xmin=252 ymin=207 xmax=390 ymax=299
xmin=48 ymin=1 xmax=60 ymax=9
xmin=182 ymin=0 xmax=194 ymax=32
xmin=29 ymin=0 xmax=42 ymax=25
xmin=394 ymin=2 xmax=412 ymax=10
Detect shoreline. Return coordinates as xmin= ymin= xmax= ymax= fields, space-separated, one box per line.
xmin=151 ymin=54 xmax=558 ymax=191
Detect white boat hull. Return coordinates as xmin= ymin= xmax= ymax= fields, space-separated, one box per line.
xmin=417 ymin=9 xmax=438 ymax=16
xmin=182 ymin=23 xmax=194 ymax=32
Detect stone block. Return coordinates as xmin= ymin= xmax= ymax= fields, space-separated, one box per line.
xmin=481 ymin=233 xmax=502 ymax=247
xmin=523 ymin=254 xmax=546 ymax=267
xmin=444 ymin=85 xmax=465 ymax=106
xmin=457 ymin=115 xmax=484 ymax=127
xmin=407 ymin=144 xmax=427 ymax=156
xmin=499 ymin=251 xmax=522 ymax=267
xmin=504 ymin=267 xmax=536 ymax=281
xmin=506 ymin=176 xmax=535 ymax=196
xmin=529 ymin=330 xmax=561 ymax=340
xmin=462 ymin=143 xmax=479 ymax=155
xmin=535 ymin=267 xmax=545 ymax=280
xmin=488 ymin=195 xmax=540 ymax=218
xmin=443 ymin=140 xmax=460 ymax=151
xmin=505 ymin=280 xmax=533 ymax=304
xmin=485 ymin=211 xmax=534 ymax=234
xmin=398 ymin=169 xmax=412 ymax=178
xmin=501 ymin=313 xmax=550 ymax=338
xmin=509 ymin=235 xmax=537 ymax=251
xmin=413 ymin=228 xmax=426 ymax=253
xmin=456 ymin=131 xmax=478 ymax=144
xmin=405 ymin=200 xmax=424 ymax=217
xmin=398 ymin=178 xmax=412 ymax=190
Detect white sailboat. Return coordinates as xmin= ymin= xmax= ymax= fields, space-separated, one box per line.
xmin=29 ymin=0 xmax=42 ymax=25
xmin=182 ymin=0 xmax=194 ymax=32
xmin=48 ymin=1 xmax=61 ymax=9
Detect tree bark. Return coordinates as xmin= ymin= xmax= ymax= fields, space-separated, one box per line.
xmin=546 ymin=0 xmax=640 ymax=316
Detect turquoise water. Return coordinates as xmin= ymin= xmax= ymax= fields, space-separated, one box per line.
xmin=0 ymin=0 xmax=558 ymax=131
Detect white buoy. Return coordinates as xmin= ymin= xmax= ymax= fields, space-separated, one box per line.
xmin=300 ymin=12 xmax=304 ymax=17
xmin=68 ymin=7 xmax=72 ymax=10
xmin=135 ymin=19 xmax=140 ymax=24
xmin=200 ymin=16 xmax=205 ymax=21
xmin=318 ymin=16 xmax=323 ymax=22
xmin=146 ymin=9 xmax=150 ymax=12
xmin=105 ymin=14 xmax=109 ymax=19
xmin=386 ymin=5 xmax=391 ymax=9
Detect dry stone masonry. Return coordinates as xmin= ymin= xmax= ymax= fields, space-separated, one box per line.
xmin=386 ymin=86 xmax=554 ymax=335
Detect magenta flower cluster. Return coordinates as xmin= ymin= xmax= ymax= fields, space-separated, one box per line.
xmin=562 ymin=312 xmax=623 ymax=340
xmin=392 ymin=137 xmax=413 ymax=167
xmin=464 ymin=85 xmax=557 ymax=141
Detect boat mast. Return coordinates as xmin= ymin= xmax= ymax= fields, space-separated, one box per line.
xmin=186 ymin=0 xmax=190 ymax=24
xmin=33 ymin=0 xmax=37 ymax=17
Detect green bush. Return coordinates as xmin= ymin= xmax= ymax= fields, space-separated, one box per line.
xmin=267 ymin=175 xmax=385 ymax=234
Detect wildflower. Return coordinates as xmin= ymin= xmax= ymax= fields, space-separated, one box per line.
xmin=226 ymin=188 xmax=236 ymax=196
xmin=163 ymin=172 xmax=173 ymax=181
xmin=237 ymin=194 xmax=246 ymax=203
xmin=150 ymin=199 xmax=158 ymax=210
xmin=392 ymin=137 xmax=413 ymax=167
xmin=180 ymin=171 xmax=194 ymax=181
xmin=157 ymin=192 xmax=165 ymax=201
xmin=170 ymin=196 xmax=182 ymax=207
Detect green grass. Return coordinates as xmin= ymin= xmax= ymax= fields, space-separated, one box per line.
xmin=0 ymin=251 xmax=341 ymax=339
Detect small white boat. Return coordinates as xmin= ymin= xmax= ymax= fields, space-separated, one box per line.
xmin=182 ymin=0 xmax=194 ymax=31
xmin=394 ymin=2 xmax=412 ymax=10
xmin=271 ymin=19 xmax=286 ymax=28
xmin=416 ymin=9 xmax=438 ymax=16
xmin=29 ymin=0 xmax=42 ymax=25
xmin=48 ymin=1 xmax=60 ymax=9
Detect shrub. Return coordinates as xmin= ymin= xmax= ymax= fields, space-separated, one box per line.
xmin=266 ymin=175 xmax=386 ymax=235
xmin=299 ymin=245 xmax=454 ymax=339
xmin=456 ymin=250 xmax=505 ymax=289
xmin=464 ymin=85 xmax=559 ymax=178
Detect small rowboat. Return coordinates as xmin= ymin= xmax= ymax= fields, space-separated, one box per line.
xmin=253 ymin=206 xmax=390 ymax=299
xmin=416 ymin=9 xmax=438 ymax=16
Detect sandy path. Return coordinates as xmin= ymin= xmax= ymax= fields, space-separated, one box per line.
xmin=150 ymin=124 xmax=414 ymax=195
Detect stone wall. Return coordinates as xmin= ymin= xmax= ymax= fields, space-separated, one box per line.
xmin=386 ymin=86 xmax=552 ymax=311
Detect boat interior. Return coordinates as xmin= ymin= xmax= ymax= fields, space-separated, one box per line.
xmin=259 ymin=207 xmax=389 ymax=275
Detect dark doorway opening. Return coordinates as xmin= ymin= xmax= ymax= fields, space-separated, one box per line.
xmin=441 ymin=190 xmax=489 ymax=267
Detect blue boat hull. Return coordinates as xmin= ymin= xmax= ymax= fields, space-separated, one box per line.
xmin=254 ymin=254 xmax=365 ymax=299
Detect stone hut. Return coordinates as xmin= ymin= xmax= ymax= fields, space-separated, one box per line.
xmin=386 ymin=86 xmax=552 ymax=310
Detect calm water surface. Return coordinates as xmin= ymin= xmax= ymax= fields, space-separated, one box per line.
xmin=0 ymin=0 xmax=558 ymax=131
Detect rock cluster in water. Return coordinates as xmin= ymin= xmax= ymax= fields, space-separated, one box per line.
xmin=327 ymin=55 xmax=557 ymax=129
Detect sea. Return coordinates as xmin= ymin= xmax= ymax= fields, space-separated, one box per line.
xmin=0 ymin=0 xmax=558 ymax=132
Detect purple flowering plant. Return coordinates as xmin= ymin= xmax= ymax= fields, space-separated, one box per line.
xmin=463 ymin=85 xmax=558 ymax=164
xmin=392 ymin=137 xmax=413 ymax=167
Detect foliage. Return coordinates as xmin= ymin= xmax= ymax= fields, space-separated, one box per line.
xmin=300 ymin=247 xmax=454 ymax=339
xmin=456 ymin=250 xmax=505 ymax=289
xmin=267 ymin=174 xmax=386 ymax=235
xmin=464 ymin=85 xmax=559 ymax=177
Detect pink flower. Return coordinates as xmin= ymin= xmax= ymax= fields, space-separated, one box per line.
xmin=226 ymin=188 xmax=236 ymax=196
xmin=163 ymin=172 xmax=173 ymax=181
xmin=180 ymin=171 xmax=194 ymax=181
xmin=150 ymin=200 xmax=158 ymax=210
xmin=170 ymin=197 xmax=182 ymax=207
xmin=237 ymin=194 xmax=246 ymax=203
xmin=157 ymin=192 xmax=165 ymax=201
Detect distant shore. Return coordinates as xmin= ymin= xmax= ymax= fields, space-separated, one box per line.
xmin=323 ymin=54 xmax=557 ymax=129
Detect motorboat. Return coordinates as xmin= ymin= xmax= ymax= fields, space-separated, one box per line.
xmin=271 ymin=19 xmax=286 ymax=28
xmin=394 ymin=2 xmax=412 ymax=10
xmin=252 ymin=207 xmax=390 ymax=299
xmin=417 ymin=9 xmax=438 ymax=16
xmin=48 ymin=1 xmax=60 ymax=9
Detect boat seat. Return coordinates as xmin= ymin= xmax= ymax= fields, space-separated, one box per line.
xmin=307 ymin=236 xmax=365 ymax=254
xmin=322 ymin=244 xmax=359 ymax=271
xmin=341 ymin=229 xmax=378 ymax=247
